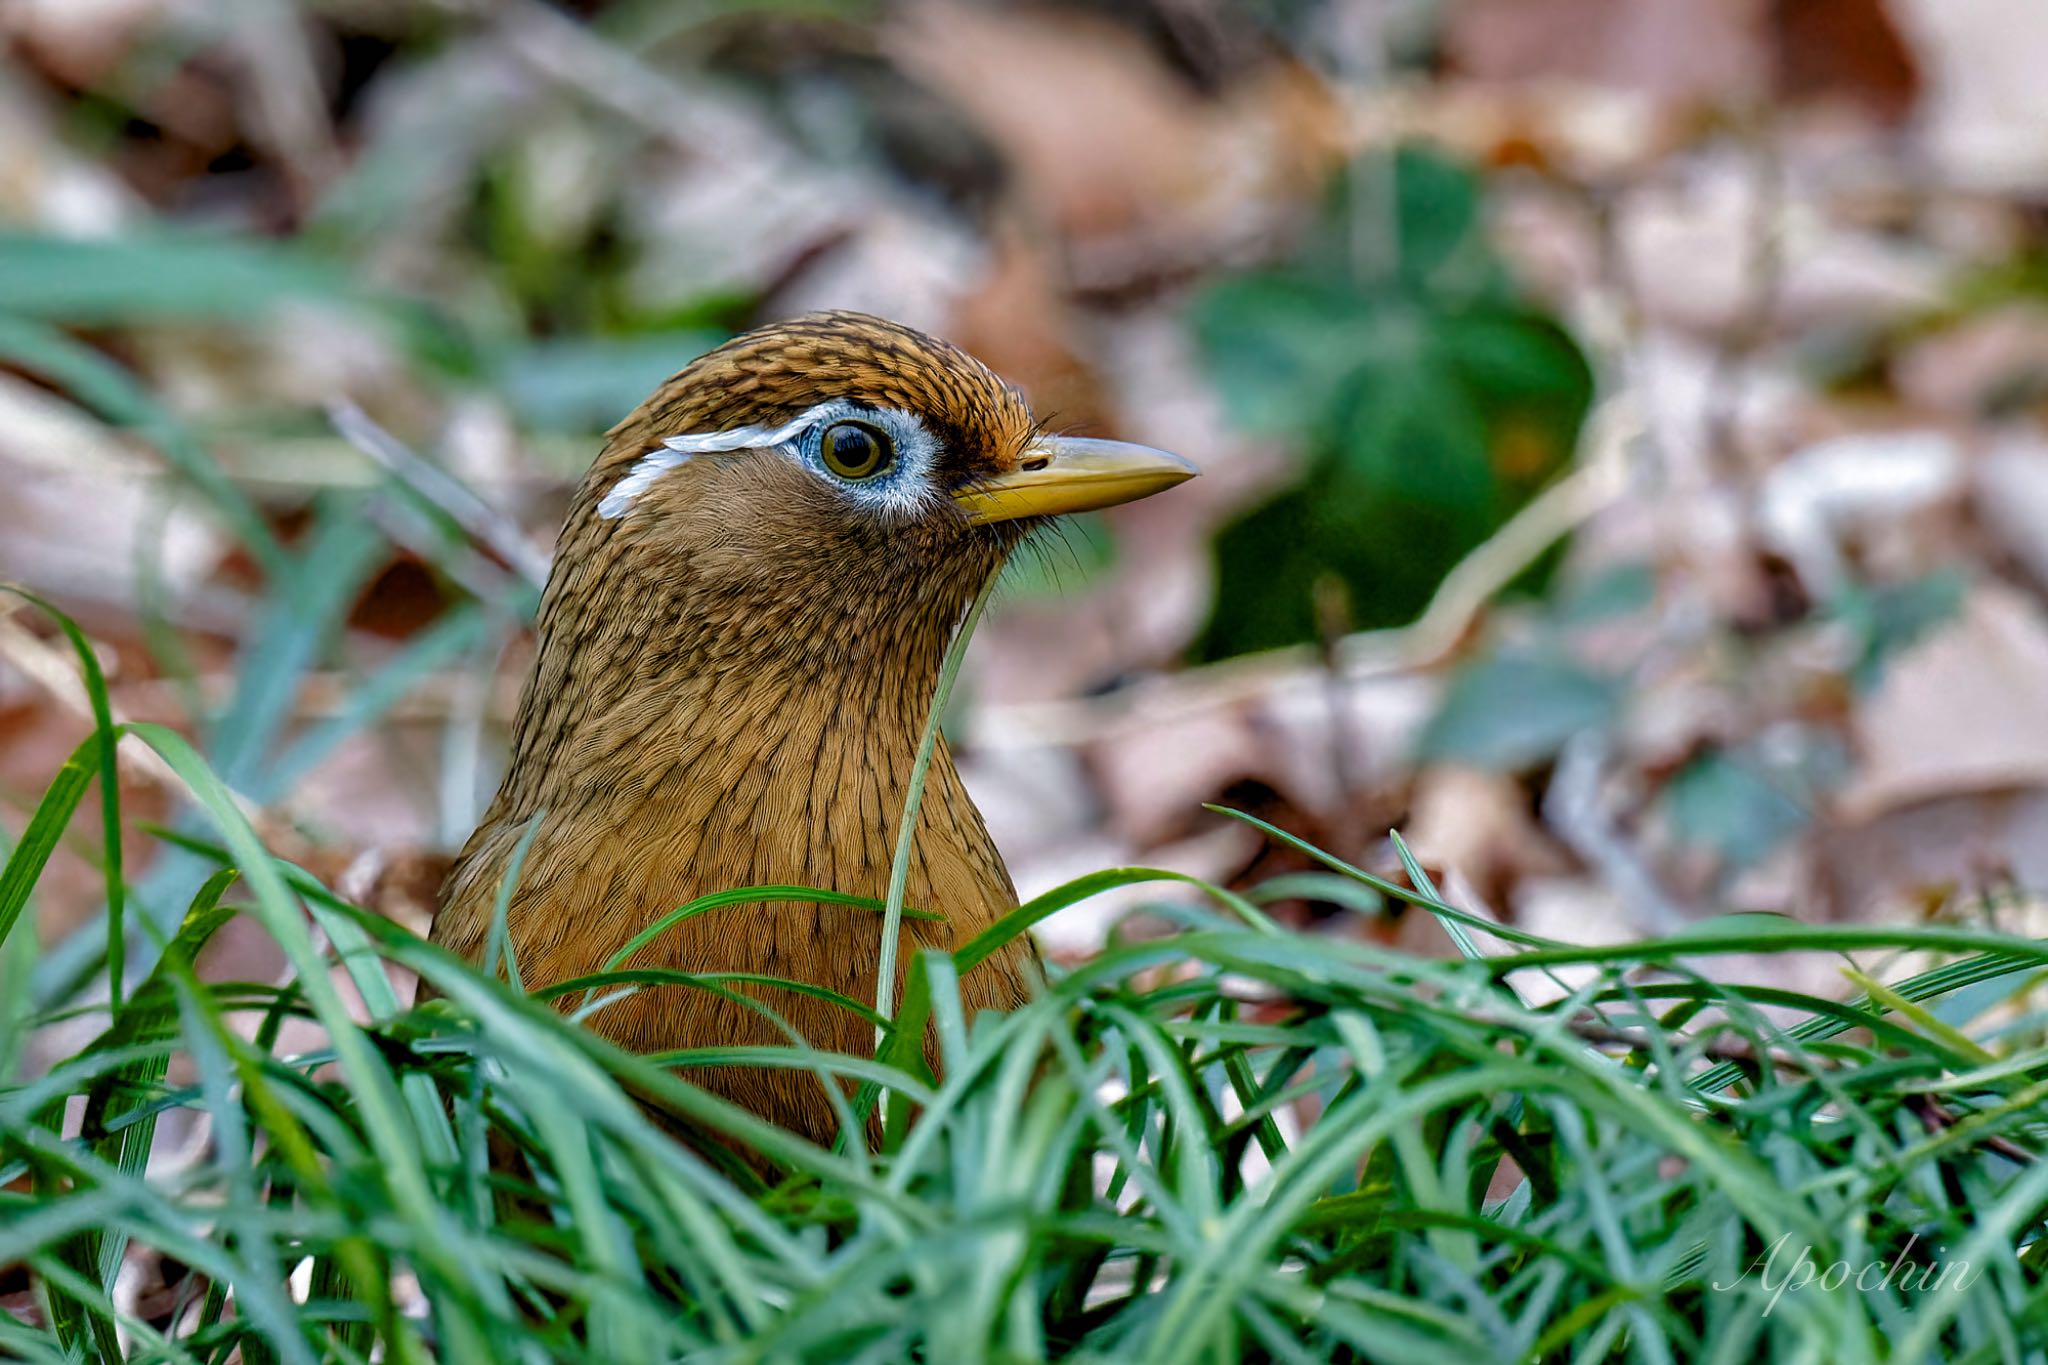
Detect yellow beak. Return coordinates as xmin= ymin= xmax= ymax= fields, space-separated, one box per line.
xmin=953 ymin=437 xmax=1198 ymax=526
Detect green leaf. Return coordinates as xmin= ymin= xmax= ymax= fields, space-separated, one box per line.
xmin=267 ymin=604 xmax=494 ymax=789
xmin=1662 ymin=749 xmax=1814 ymax=869
xmin=1417 ymin=649 xmax=1620 ymax=770
xmin=1833 ymin=568 xmax=1968 ymax=690
xmin=1842 ymin=967 xmax=1998 ymax=1066
xmin=1191 ymin=272 xmax=1378 ymax=436
xmin=1190 ymin=149 xmax=1593 ymax=659
xmin=1549 ymin=562 xmax=1657 ymax=625
xmin=0 ymin=231 xmax=364 ymax=325
xmin=212 ymin=502 xmax=389 ymax=793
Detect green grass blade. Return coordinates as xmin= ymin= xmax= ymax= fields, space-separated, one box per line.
xmin=0 ymin=734 xmax=98 ymax=954
xmin=602 ymin=885 xmax=940 ymax=975
xmin=876 ymin=569 xmax=1000 ymax=1034
xmin=0 ymin=590 xmax=128 ymax=1011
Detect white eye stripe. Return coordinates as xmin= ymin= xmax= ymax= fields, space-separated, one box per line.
xmin=596 ymin=449 xmax=691 ymax=519
xmin=659 ymin=409 xmax=825 ymax=457
xmin=598 ymin=400 xmax=940 ymax=521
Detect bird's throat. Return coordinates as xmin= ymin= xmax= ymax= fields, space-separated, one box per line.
xmin=502 ymin=593 xmax=957 ymax=828
xmin=450 ymin=532 xmax=1012 ymax=984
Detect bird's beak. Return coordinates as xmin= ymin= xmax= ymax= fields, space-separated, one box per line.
xmin=953 ymin=437 xmax=1198 ymax=526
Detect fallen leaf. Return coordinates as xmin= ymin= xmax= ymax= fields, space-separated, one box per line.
xmin=1973 ymin=430 xmax=2048 ymax=592
xmin=1892 ymin=0 xmax=2048 ymax=190
xmin=1444 ymin=0 xmax=1767 ymax=107
xmin=1838 ymin=583 xmax=2048 ymax=820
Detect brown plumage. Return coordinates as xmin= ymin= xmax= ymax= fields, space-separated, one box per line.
xmin=432 ymin=312 xmax=1193 ymax=1146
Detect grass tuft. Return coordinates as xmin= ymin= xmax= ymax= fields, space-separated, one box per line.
xmin=2 ymin=597 xmax=2046 ymax=1360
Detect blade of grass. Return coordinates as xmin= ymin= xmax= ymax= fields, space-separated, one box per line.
xmin=1 ymin=590 xmax=127 ymax=1011
xmin=485 ymin=812 xmax=542 ymax=993
xmin=211 ymin=504 xmax=388 ymax=792
xmin=1209 ymin=805 xmax=1567 ymax=949
xmin=603 ymin=885 xmax=941 ymax=976
xmin=121 ymin=722 xmax=453 ymax=1358
xmin=0 ymin=734 xmax=99 ymax=954
xmin=82 ymin=873 xmax=239 ymax=1289
xmin=267 ymin=603 xmax=493 ymax=788
xmin=875 ymin=569 xmax=1001 ymax=1036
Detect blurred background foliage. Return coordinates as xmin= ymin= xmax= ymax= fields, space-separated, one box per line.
xmin=1193 ymin=146 xmax=1593 ymax=656
xmin=3 ymin=0 xmax=2048 ymax=1013
xmin=6 ymin=0 xmax=2048 ymax=1353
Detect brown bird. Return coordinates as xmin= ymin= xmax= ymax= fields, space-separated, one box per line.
xmin=433 ymin=312 xmax=1194 ymax=1145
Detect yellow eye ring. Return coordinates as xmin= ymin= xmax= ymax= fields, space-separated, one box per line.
xmin=820 ymin=420 xmax=894 ymax=481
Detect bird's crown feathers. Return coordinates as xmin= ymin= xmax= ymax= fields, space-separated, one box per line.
xmin=589 ymin=311 xmax=1036 ymax=524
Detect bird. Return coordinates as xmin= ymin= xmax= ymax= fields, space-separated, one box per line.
xmin=431 ymin=311 xmax=1195 ymax=1147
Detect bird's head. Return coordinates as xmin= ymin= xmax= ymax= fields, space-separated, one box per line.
xmin=552 ymin=311 xmax=1195 ymax=679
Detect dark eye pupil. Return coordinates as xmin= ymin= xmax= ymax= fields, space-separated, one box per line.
xmin=824 ymin=422 xmax=890 ymax=478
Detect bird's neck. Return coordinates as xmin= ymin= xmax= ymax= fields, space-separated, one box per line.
xmin=437 ymin=520 xmax=1024 ymax=1042
xmin=489 ymin=548 xmax=982 ymax=827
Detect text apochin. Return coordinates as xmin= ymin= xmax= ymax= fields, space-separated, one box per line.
xmin=1714 ymin=1233 xmax=1979 ymax=1317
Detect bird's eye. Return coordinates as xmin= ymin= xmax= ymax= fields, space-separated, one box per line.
xmin=819 ymin=420 xmax=894 ymax=481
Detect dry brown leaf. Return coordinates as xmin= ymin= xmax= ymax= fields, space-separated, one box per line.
xmin=1892 ymin=0 xmax=2048 ymax=190
xmin=1974 ymin=431 xmax=2048 ymax=592
xmin=1758 ymin=428 xmax=1965 ymax=595
xmin=1444 ymin=0 xmax=1768 ymax=106
xmin=1617 ymin=155 xmax=1946 ymax=337
xmin=1402 ymin=764 xmax=1572 ymax=910
xmin=1838 ymin=582 xmax=2048 ymax=820
xmin=1893 ymin=305 xmax=2048 ymax=418
xmin=1810 ymin=788 xmax=2048 ymax=921
xmin=888 ymin=2 xmax=1335 ymax=271
xmin=1770 ymin=0 xmax=1921 ymax=119
xmin=947 ymin=218 xmax=1107 ymax=435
